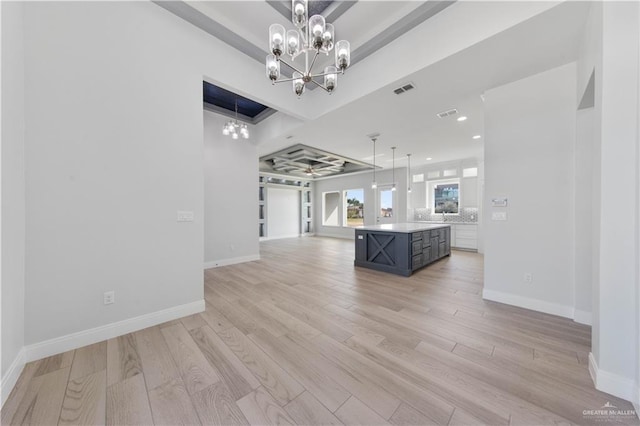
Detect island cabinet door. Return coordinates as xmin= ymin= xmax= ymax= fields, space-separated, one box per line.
xmin=430 ymin=237 xmax=439 ymax=261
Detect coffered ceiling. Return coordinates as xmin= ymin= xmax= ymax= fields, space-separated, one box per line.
xmin=157 ymin=1 xmax=592 ymax=176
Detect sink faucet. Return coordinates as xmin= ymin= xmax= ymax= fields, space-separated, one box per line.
xmin=442 ymin=211 xmax=446 ymax=222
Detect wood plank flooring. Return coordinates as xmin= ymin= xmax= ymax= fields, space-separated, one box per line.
xmin=2 ymin=237 xmax=638 ymax=425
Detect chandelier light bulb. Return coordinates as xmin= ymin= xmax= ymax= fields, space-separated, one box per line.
xmin=269 ymin=24 xmax=285 ymax=56
xmin=324 ymin=66 xmax=337 ymax=92
xmin=335 ymin=40 xmax=350 ymax=71
xmin=293 ymin=72 xmax=305 ymax=97
xmin=222 ymin=127 xmax=229 ymax=136
xmin=231 ymin=132 xmax=239 ymax=140
xmin=287 ymin=30 xmax=300 ymax=56
xmin=292 ymin=0 xmax=307 ymax=27
xmin=322 ymin=23 xmax=334 ymax=51
xmin=265 ymin=54 xmax=280 ymax=81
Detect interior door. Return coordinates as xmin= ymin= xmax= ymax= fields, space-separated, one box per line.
xmin=378 ymin=188 xmax=395 ymax=224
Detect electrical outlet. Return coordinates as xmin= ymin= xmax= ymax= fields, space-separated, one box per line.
xmin=104 ymin=291 xmax=115 ymax=305
xmin=523 ymin=273 xmax=533 ymax=284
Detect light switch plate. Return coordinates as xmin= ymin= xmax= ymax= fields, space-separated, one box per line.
xmin=177 ymin=211 xmax=194 ymax=222
xmin=492 ymin=211 xmax=507 ymax=221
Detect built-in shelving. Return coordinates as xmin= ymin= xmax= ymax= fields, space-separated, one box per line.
xmin=259 ymin=174 xmax=313 ymax=239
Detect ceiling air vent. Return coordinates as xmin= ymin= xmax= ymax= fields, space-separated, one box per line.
xmin=393 ymin=82 xmax=416 ymax=95
xmin=436 ymin=108 xmax=458 ymax=119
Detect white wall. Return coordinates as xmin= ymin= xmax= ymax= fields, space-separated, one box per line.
xmin=1 ymin=1 xmax=26 ymax=404
xmin=573 ymin=108 xmax=594 ymax=322
xmin=204 ymin=111 xmax=259 ymax=267
xmin=266 ymin=187 xmax=300 ymax=239
xmin=21 ymin=1 xmax=210 ymax=347
xmin=576 ymin=0 xmax=603 ymax=361
xmin=483 ymin=63 xmax=577 ymax=318
xmin=313 ymin=168 xmax=407 ymax=239
xmin=592 ymin=1 xmax=640 ymax=405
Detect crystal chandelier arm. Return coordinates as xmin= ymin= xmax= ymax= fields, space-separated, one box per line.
xmin=271 ymin=76 xmax=299 ymax=84
xmin=307 ymin=50 xmax=320 ymax=74
xmin=309 ymin=78 xmax=330 ymax=93
xmin=309 ymin=70 xmax=338 ymax=78
xmin=277 ymin=57 xmax=305 ymax=76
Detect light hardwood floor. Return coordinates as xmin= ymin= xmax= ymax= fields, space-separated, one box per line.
xmin=2 ymin=237 xmax=638 ymax=425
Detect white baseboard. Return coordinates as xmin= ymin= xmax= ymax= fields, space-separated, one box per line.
xmin=24 ymin=299 xmax=204 ymax=363
xmin=204 ymin=254 xmax=260 ymax=269
xmin=482 ymin=289 xmax=574 ymax=319
xmin=573 ymin=309 xmax=592 ymax=325
xmin=260 ymin=234 xmax=301 ymax=241
xmin=589 ymin=352 xmax=640 ymax=409
xmin=1 ymin=347 xmax=26 ymax=408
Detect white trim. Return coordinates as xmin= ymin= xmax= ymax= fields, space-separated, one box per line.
xmin=1 ymin=348 xmax=26 ymax=408
xmin=204 ymin=254 xmax=260 ymax=269
xmin=589 ymin=352 xmax=598 ymax=386
xmin=589 ymin=352 xmax=640 ymax=406
xmin=482 ymin=289 xmax=574 ymax=319
xmin=573 ymin=309 xmax=593 ymax=325
xmin=24 ymin=300 xmax=204 ymax=363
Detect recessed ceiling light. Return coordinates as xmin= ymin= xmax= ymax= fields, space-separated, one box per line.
xmin=457 ymin=116 xmax=468 ymax=122
xmin=426 ymin=157 xmax=433 ymax=161
xmin=472 ymin=135 xmax=481 ymax=140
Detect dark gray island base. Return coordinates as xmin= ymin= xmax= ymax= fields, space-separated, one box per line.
xmin=354 ymin=223 xmax=451 ymax=276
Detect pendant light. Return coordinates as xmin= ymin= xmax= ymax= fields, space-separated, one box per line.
xmin=407 ymin=153 xmax=412 ymax=193
xmin=391 ymin=147 xmax=397 ymax=191
xmin=371 ymin=136 xmax=378 ymax=189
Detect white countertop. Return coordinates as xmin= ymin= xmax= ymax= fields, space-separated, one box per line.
xmin=355 ymin=223 xmax=450 ymax=233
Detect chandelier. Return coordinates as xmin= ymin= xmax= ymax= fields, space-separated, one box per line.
xmin=265 ymin=0 xmax=351 ymax=97
xmin=222 ymin=99 xmax=249 ymax=140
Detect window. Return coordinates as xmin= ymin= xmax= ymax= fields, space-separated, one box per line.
xmin=463 ymin=167 xmax=478 ymax=177
xmin=431 ymin=180 xmax=459 ymax=214
xmin=322 ymin=192 xmax=340 ymax=226
xmin=380 ymin=189 xmax=393 ymax=217
xmin=412 ymin=173 xmax=424 ymax=183
xmin=344 ymin=189 xmax=364 ymax=227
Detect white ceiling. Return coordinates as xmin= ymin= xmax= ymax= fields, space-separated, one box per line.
xmin=256 ymin=1 xmax=589 ymax=169
xmin=164 ymin=1 xmax=591 ymax=172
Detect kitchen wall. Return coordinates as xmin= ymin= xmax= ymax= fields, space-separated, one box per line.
xmin=204 ymin=111 xmax=259 ymax=267
xmin=1 ymin=1 xmax=26 ymax=404
xmin=483 ymin=62 xmax=576 ymax=318
xmin=313 ymin=169 xmax=407 ymax=239
xmin=409 ymin=158 xmax=481 ymax=224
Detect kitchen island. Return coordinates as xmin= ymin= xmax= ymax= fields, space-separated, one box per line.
xmin=354 ymin=223 xmax=451 ymax=276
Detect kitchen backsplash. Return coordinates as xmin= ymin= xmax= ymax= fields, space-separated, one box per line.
xmin=414 ymin=207 xmax=479 ymax=223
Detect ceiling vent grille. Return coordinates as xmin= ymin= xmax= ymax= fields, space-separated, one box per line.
xmin=436 ymin=108 xmax=458 ymax=119
xmin=393 ymin=82 xmax=415 ymax=95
